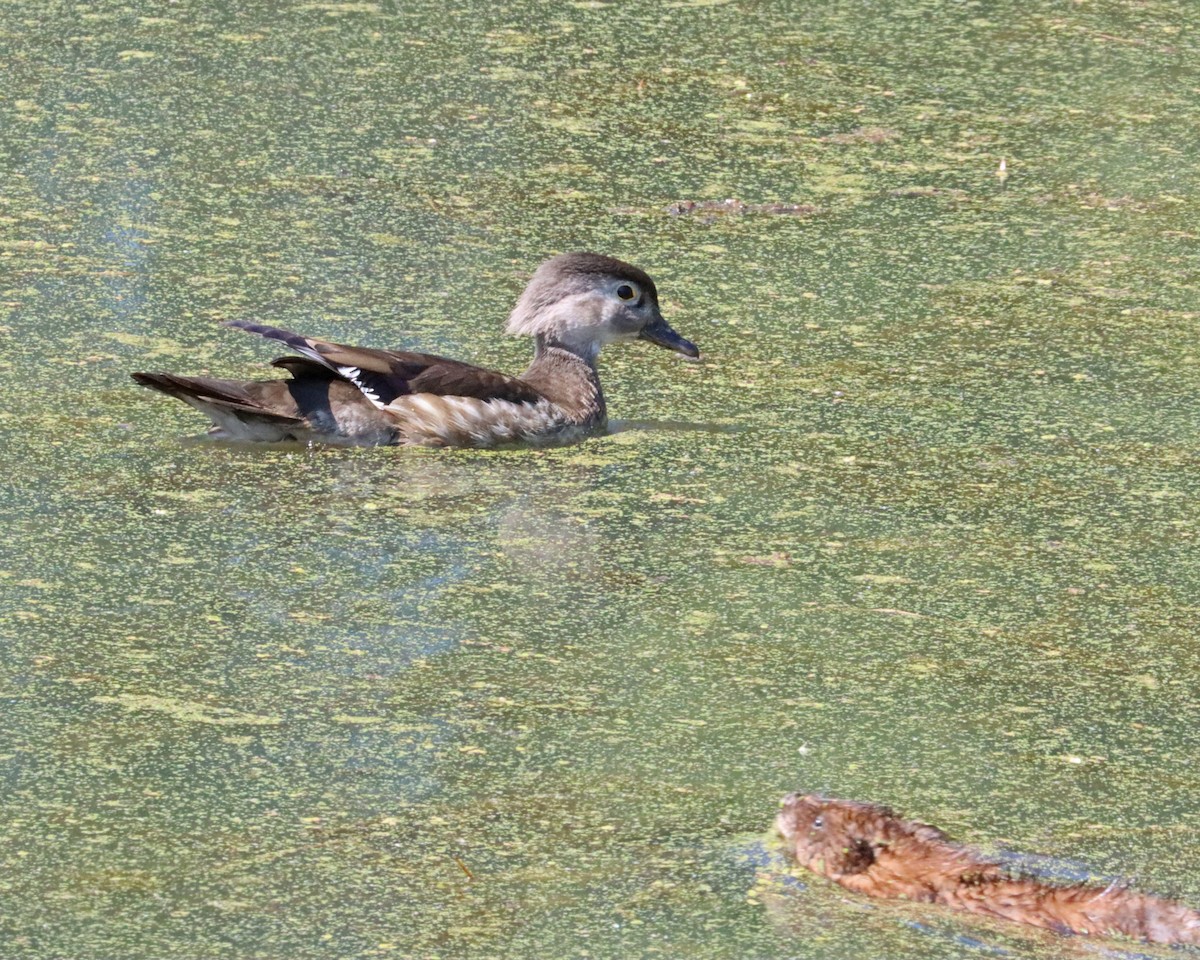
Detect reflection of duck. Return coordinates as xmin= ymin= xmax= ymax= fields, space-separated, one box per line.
xmin=776 ymin=793 xmax=1200 ymax=946
xmin=133 ymin=253 xmax=699 ymax=448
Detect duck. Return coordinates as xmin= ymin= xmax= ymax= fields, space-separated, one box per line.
xmin=131 ymin=252 xmax=700 ymax=448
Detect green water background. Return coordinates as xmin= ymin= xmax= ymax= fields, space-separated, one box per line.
xmin=2 ymin=1 xmax=1200 ymax=957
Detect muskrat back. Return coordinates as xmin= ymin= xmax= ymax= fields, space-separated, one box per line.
xmin=776 ymin=793 xmax=1200 ymax=946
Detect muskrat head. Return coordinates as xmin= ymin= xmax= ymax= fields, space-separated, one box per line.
xmin=775 ymin=792 xmax=880 ymax=877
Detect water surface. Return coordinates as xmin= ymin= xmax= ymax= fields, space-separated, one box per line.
xmin=3 ymin=1 xmax=1200 ymax=957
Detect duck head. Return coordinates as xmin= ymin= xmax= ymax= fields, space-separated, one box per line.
xmin=506 ymin=252 xmax=700 ymax=362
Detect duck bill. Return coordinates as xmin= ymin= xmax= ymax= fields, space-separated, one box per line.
xmin=639 ymin=315 xmax=701 ymax=359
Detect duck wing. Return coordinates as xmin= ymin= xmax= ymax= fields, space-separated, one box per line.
xmin=225 ymin=320 xmax=546 ymax=408
xmin=130 ymin=371 xmax=303 ymax=425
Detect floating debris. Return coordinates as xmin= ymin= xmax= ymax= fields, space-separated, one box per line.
xmin=666 ymin=199 xmax=820 ymax=217
xmin=820 ymin=126 xmax=900 ymax=145
xmin=888 ymin=186 xmax=970 ymax=200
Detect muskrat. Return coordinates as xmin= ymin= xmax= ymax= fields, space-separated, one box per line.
xmin=775 ymin=793 xmax=1200 ymax=946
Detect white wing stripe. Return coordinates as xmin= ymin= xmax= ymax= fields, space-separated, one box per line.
xmin=336 ymin=365 xmax=386 ymax=408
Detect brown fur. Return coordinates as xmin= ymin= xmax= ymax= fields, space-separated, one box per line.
xmin=776 ymin=793 xmax=1200 ymax=945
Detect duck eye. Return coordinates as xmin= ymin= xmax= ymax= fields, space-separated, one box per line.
xmin=616 ymin=283 xmax=637 ymax=302
xmin=812 ymin=817 xmax=824 ymax=829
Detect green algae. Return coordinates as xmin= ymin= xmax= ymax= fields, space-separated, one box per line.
xmin=93 ymin=694 xmax=283 ymax=727
xmin=2 ymin=0 xmax=1200 ymax=958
